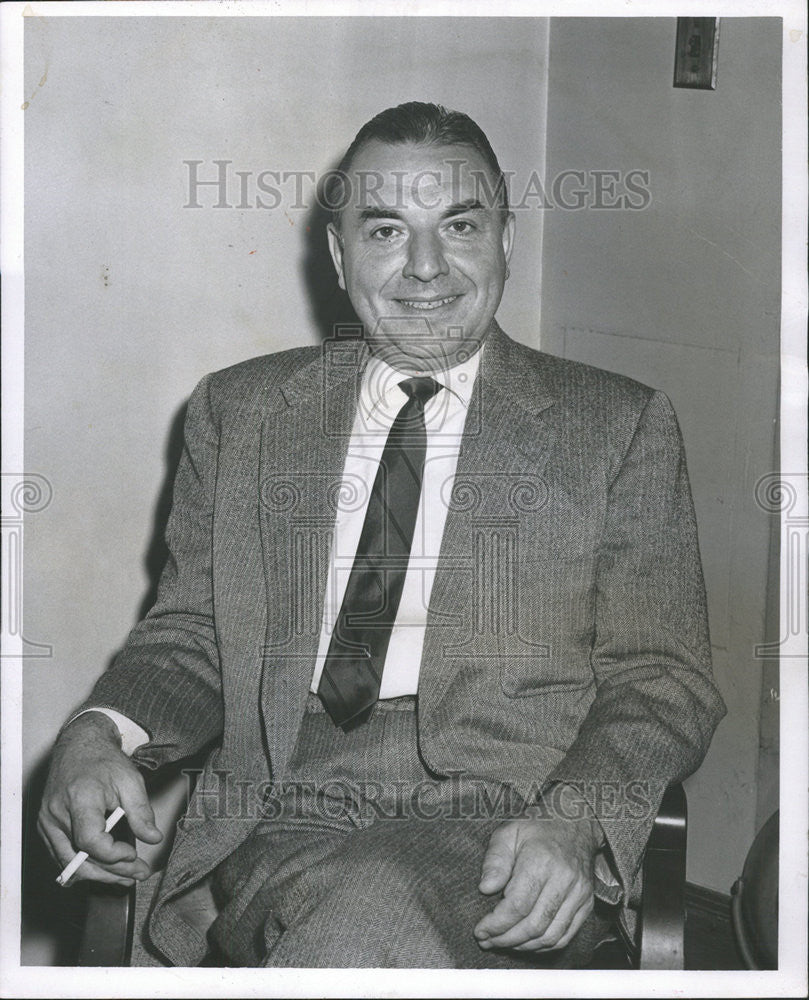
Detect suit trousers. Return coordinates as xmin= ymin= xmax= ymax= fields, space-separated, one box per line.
xmin=207 ymin=694 xmax=614 ymax=968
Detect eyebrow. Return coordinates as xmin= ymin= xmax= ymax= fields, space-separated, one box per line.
xmin=443 ymin=199 xmax=486 ymax=217
xmin=357 ymin=199 xmax=487 ymax=223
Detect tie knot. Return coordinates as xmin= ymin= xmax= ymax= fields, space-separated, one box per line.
xmin=398 ymin=377 xmax=442 ymax=407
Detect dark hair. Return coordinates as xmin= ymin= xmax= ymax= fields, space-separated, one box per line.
xmin=325 ymin=101 xmax=509 ymax=227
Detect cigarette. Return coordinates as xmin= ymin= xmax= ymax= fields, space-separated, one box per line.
xmin=55 ymin=805 xmax=126 ymax=886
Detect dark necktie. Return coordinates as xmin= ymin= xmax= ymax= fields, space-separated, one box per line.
xmin=317 ymin=376 xmax=443 ymax=731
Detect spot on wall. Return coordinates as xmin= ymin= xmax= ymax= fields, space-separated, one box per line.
xmin=22 ymin=66 xmax=48 ymax=110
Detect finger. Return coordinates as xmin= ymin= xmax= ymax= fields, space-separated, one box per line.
xmin=544 ymin=896 xmax=593 ymax=951
xmin=479 ymin=877 xmax=570 ymax=948
xmin=478 ymin=824 xmax=517 ymax=895
xmin=475 ymin=855 xmax=547 ymax=941
xmin=46 ymin=819 xmax=139 ymax=876
xmin=70 ymin=795 xmax=137 ymax=864
xmin=71 ymin=855 xmax=152 ymax=883
xmin=48 ymin=821 xmax=151 ymax=884
xmin=37 ymin=816 xmax=63 ymax=867
xmin=39 ymin=812 xmax=88 ymax=871
xmin=510 ymin=894 xmax=593 ymax=952
xmin=39 ymin=792 xmax=75 ymax=840
xmin=119 ymin=774 xmax=162 ymax=845
xmin=43 ymin=822 xmax=137 ymax=886
xmin=60 ymin=856 xmax=137 ymax=888
xmin=484 ymin=872 xmax=585 ymax=949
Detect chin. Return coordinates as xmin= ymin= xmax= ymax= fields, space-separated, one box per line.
xmin=362 ymin=314 xmax=485 ymax=370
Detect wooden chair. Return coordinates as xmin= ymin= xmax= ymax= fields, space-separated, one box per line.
xmin=76 ymin=782 xmax=688 ymax=969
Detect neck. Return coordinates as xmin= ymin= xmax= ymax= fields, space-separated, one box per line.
xmin=365 ymin=334 xmax=489 ymax=376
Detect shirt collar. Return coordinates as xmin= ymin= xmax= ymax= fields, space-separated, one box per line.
xmin=361 ymin=344 xmax=483 ymax=413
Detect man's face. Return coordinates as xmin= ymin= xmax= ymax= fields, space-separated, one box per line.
xmin=327 ymin=140 xmax=515 ymax=372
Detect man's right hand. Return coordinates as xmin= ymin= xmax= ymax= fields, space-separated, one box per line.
xmin=38 ymin=711 xmax=163 ymax=886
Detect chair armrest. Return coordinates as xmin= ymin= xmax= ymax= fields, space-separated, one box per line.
xmin=77 ymin=882 xmax=135 ymax=966
xmin=638 ymin=782 xmax=688 ymax=970
xmin=76 ymin=816 xmax=136 ymax=966
xmin=76 ymin=761 xmax=196 ymax=967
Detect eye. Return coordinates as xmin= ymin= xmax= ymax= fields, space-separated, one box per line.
xmin=369 ymin=224 xmax=401 ymax=241
xmin=447 ymin=219 xmax=476 ymax=235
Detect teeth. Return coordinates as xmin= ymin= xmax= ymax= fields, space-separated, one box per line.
xmin=400 ymin=296 xmax=457 ymax=310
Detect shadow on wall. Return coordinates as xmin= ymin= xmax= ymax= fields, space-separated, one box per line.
xmin=137 ymin=401 xmax=188 ymax=621
xmin=301 ymin=161 xmax=362 ymax=343
xmin=22 ymin=758 xmax=91 ymax=965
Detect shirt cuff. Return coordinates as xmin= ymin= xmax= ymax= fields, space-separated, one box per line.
xmin=71 ymin=708 xmax=150 ymax=756
xmin=594 ymin=852 xmax=623 ymax=905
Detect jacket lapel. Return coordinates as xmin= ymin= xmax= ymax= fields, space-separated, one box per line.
xmin=210 ymin=391 xmax=269 ymax=768
xmin=419 ymin=325 xmax=558 ymax=712
xmin=258 ymin=340 xmax=365 ymax=778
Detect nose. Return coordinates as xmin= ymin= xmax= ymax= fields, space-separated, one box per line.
xmin=402 ymin=231 xmax=449 ymax=282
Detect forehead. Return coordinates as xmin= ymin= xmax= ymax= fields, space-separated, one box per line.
xmin=343 ymin=139 xmax=497 ymax=214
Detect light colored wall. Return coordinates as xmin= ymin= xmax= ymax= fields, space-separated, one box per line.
xmin=22 ymin=15 xmax=549 ymax=964
xmin=541 ymin=17 xmax=782 ymax=892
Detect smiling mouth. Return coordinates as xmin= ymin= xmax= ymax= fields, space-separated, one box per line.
xmin=396 ymin=295 xmax=460 ymax=311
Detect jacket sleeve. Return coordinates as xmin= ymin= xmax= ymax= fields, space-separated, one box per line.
xmin=71 ymin=374 xmax=225 ymax=768
xmin=544 ymin=389 xmax=726 ymax=901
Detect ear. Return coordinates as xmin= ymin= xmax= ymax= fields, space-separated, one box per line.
xmin=501 ymin=211 xmax=516 ymax=266
xmin=327 ymin=222 xmax=346 ymax=291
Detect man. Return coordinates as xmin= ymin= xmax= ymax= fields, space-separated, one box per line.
xmin=39 ymin=102 xmax=726 ymax=968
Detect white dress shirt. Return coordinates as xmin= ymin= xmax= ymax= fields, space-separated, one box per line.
xmin=310 ymin=347 xmax=482 ymax=698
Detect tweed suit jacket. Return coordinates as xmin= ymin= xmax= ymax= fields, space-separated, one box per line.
xmin=84 ymin=323 xmax=726 ymax=965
